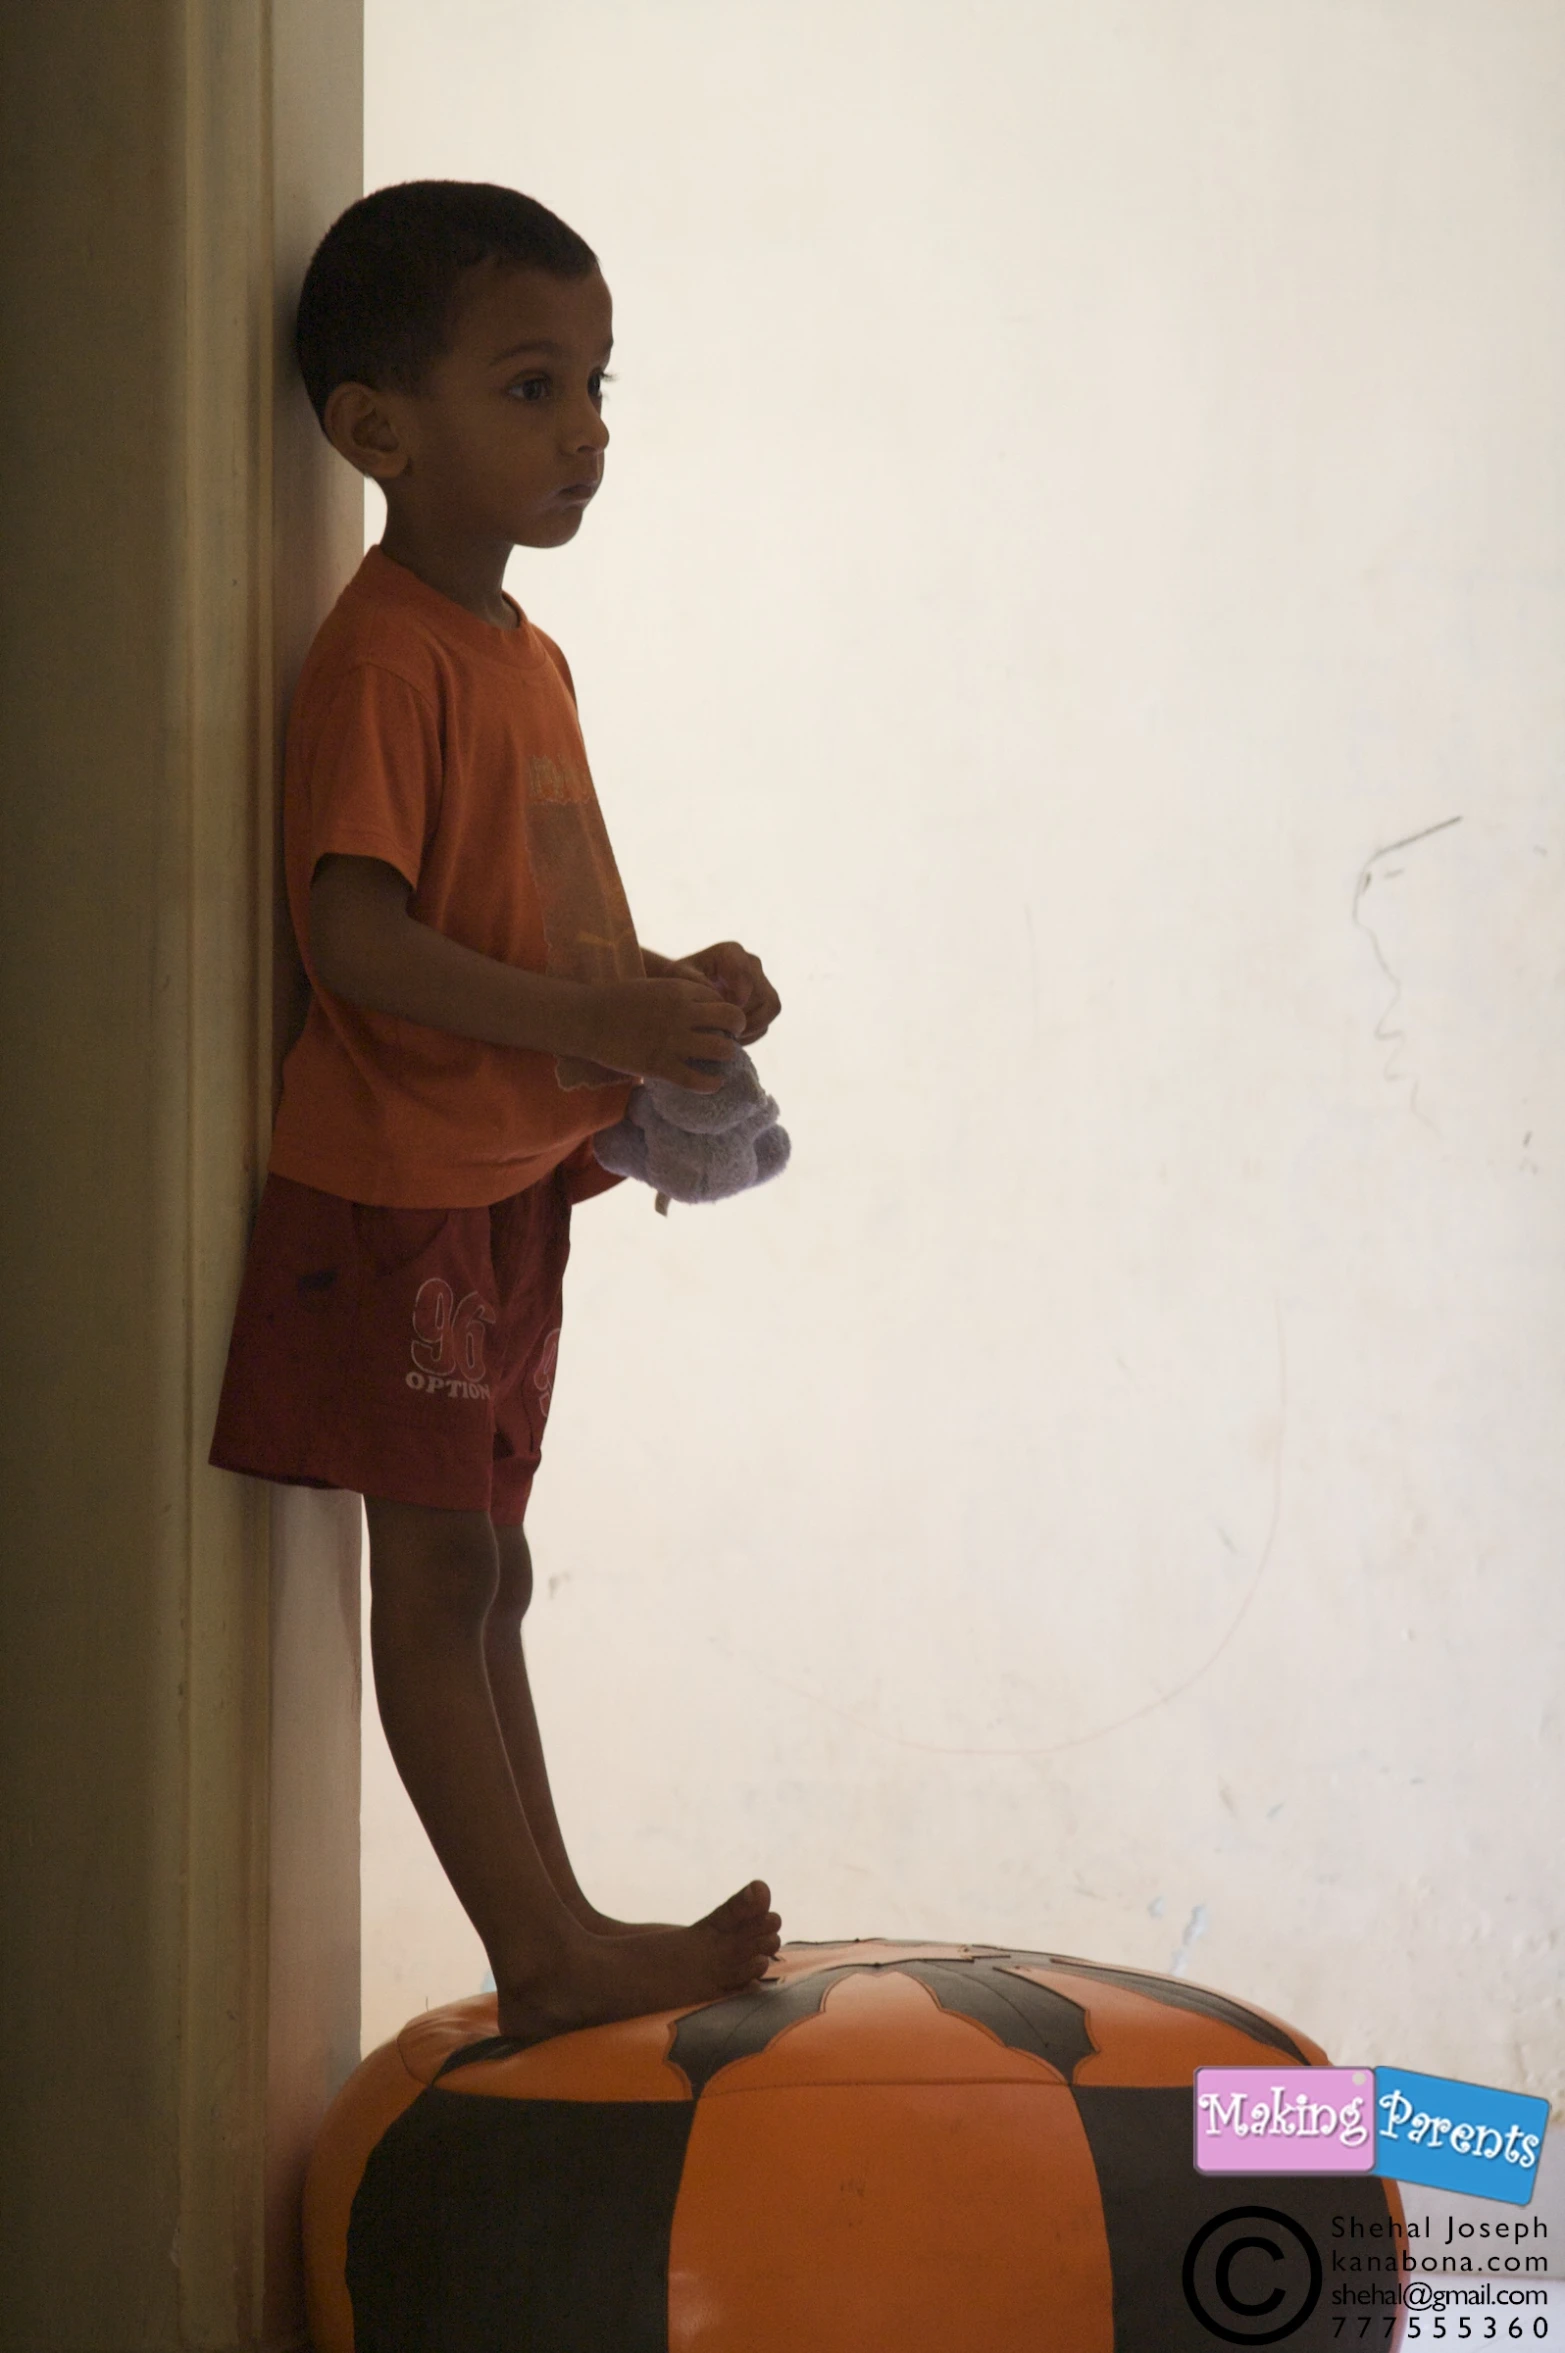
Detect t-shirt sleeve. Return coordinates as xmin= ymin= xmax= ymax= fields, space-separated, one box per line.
xmin=302 ymin=661 xmax=443 ymax=890
xmin=535 ymin=628 xmax=578 ymax=707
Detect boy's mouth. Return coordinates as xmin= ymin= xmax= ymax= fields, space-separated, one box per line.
xmin=556 ymin=479 xmax=600 ymax=504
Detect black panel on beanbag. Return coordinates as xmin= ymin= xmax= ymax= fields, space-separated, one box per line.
xmin=1075 ymin=2087 xmax=1396 ymax=2351
xmin=347 ymin=2088 xmax=693 ymax=2353
xmin=901 ymin=1960 xmax=1095 ymax=2078
xmin=668 ymin=1970 xmax=845 ymax=2095
xmin=1038 ymin=1956 xmax=1310 ymax=2064
xmin=670 ymin=1955 xmax=1096 ymax=2093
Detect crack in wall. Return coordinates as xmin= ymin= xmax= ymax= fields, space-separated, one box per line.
xmin=1352 ymin=813 xmax=1464 ymax=1127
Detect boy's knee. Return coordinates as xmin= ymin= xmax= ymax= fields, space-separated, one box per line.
xmin=366 ymin=1499 xmax=500 ymax=1629
xmin=488 ymin=1525 xmax=534 ymax=1628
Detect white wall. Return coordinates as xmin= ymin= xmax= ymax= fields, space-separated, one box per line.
xmin=360 ymin=0 xmax=1565 ymax=2155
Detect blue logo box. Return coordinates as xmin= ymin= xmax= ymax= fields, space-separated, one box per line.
xmin=1373 ymin=2067 xmax=1548 ymax=2205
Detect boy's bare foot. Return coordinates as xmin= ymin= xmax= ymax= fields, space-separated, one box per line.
xmin=495 ymin=1894 xmax=781 ymax=2043
xmin=576 ymin=1879 xmax=780 ymax=1942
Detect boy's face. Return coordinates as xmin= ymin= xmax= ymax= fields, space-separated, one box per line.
xmin=334 ymin=263 xmax=614 ymax=551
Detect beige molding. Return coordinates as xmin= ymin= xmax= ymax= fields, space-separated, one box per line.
xmin=0 ymin=5 xmax=363 ymax=2346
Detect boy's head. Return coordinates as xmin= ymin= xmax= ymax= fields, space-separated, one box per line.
xmin=296 ymin=180 xmax=597 ymax=426
xmin=298 ymin=181 xmax=613 ymax=555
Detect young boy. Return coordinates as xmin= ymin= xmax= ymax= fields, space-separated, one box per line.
xmin=211 ymin=181 xmax=782 ymax=2044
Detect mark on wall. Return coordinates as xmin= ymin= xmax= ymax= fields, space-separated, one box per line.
xmin=1171 ymin=1900 xmax=1209 ymax=1978
xmin=1352 ymin=813 xmax=1464 ymax=1123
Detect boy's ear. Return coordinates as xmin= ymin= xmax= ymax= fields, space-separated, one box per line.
xmin=321 ymin=381 xmax=410 ymax=481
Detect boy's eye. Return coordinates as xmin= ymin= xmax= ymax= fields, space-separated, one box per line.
xmin=505 ymin=370 xmax=616 ymax=405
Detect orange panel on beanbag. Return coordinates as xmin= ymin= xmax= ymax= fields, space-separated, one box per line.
xmin=434 ymin=2011 xmax=697 ymax=2103
xmin=393 ymin=1989 xmax=695 ymax=2102
xmin=669 ymin=2079 xmax=1112 ymax=2353
xmin=764 ymin=1938 xmax=1005 ymax=1979
xmin=396 ymin=1993 xmax=500 ymax=2084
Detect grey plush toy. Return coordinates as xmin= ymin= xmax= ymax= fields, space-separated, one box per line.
xmin=593 ymin=1048 xmax=790 ymax=1213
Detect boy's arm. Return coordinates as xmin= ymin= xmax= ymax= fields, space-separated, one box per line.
xmin=309 ymin=854 xmax=743 ymax=1090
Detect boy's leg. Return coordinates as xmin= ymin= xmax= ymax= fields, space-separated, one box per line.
xmin=483 ymin=1521 xmax=645 ymax=1935
xmin=484 ymin=1523 xmax=780 ymax=1941
xmin=366 ymin=1495 xmax=780 ymax=2042
xmin=366 ymin=1499 xmax=575 ymax=1978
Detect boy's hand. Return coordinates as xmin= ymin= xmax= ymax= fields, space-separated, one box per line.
xmin=579 ymin=977 xmax=745 ymax=1091
xmin=659 ymin=942 xmax=781 ymax=1043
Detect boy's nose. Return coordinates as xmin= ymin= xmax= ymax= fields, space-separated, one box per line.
xmin=580 ymin=386 xmax=610 ymax=443
xmin=563 ymin=404 xmax=608 ymax=456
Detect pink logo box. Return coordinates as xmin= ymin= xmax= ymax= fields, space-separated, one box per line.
xmin=1194 ymin=2068 xmax=1378 ymax=2173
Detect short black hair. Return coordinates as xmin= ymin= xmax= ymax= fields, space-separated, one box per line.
xmin=295 ymin=180 xmax=599 ymax=425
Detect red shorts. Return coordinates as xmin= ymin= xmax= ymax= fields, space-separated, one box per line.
xmin=209 ymin=1169 xmax=573 ymax=1524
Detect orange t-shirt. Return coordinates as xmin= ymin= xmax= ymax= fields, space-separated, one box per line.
xmin=269 ymin=547 xmax=640 ymax=1208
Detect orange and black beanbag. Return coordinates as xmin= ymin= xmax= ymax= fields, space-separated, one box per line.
xmin=305 ymin=1938 xmax=1400 ymax=2352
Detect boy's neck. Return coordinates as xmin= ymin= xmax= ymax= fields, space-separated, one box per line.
xmin=378 ymin=517 xmax=519 ymax=631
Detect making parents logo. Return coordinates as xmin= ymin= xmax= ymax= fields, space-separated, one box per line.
xmin=1196 ymin=2069 xmax=1376 ymax=2175
xmin=1195 ymin=2066 xmax=1549 ymax=2206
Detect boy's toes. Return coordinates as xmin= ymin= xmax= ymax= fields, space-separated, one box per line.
xmin=701 ymin=1881 xmax=778 ymax=1935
